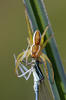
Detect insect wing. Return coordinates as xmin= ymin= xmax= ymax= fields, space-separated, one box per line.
xmin=39 ymin=80 xmax=54 ymax=100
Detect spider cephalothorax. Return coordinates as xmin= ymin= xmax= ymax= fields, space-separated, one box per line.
xmin=33 ymin=30 xmax=41 ymax=45
xmin=15 ymin=10 xmax=54 ymax=82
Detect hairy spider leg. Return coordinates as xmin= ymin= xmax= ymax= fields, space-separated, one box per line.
xmin=15 ymin=51 xmax=25 ymax=74
xmin=40 ymin=26 xmax=49 ymax=46
xmin=41 ymin=34 xmax=54 ymax=50
xmin=40 ymin=53 xmax=54 ymax=83
xmin=17 ymin=51 xmax=25 ymax=61
xmin=14 ymin=54 xmax=22 ymax=76
xmin=27 ymin=37 xmax=31 ymax=47
xmin=25 ymin=48 xmax=31 ymax=65
xmin=40 ymin=54 xmax=49 ymax=79
xmin=15 ymin=48 xmax=31 ymax=74
xmin=25 ymin=9 xmax=33 ymax=46
xmin=14 ymin=54 xmax=33 ymax=80
xmin=13 ymin=52 xmax=24 ymax=74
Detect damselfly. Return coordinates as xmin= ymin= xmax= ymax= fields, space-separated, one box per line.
xmin=14 ymin=54 xmax=54 ymax=100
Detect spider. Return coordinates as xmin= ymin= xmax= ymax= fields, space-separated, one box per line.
xmin=15 ymin=10 xmax=54 ymax=82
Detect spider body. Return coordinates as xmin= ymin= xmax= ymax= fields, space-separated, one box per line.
xmin=31 ymin=30 xmax=41 ymax=58
xmin=15 ymin=27 xmax=54 ymax=82
xmin=15 ymin=10 xmax=54 ymax=83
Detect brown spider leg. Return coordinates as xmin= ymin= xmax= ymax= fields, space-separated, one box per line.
xmin=40 ymin=55 xmax=49 ymax=79
xmin=41 ymin=53 xmax=54 ymax=83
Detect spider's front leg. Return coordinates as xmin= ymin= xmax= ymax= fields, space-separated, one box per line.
xmin=40 ymin=25 xmax=54 ymax=50
xmin=25 ymin=9 xmax=33 ymax=46
xmin=40 ymin=26 xmax=49 ymax=46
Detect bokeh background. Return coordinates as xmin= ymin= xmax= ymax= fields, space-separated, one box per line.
xmin=0 ymin=0 xmax=66 ymax=100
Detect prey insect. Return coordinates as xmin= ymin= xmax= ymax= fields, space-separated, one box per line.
xmin=14 ymin=9 xmax=54 ymax=83
xmin=14 ymin=55 xmax=44 ymax=81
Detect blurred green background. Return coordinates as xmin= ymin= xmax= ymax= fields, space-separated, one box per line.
xmin=0 ymin=0 xmax=66 ymax=100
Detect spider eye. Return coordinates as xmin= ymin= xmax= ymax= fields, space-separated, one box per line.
xmin=33 ymin=30 xmax=41 ymax=45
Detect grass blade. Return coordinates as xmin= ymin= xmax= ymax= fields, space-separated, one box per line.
xmin=23 ymin=0 xmax=66 ymax=100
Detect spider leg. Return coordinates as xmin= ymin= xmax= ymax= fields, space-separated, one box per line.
xmin=40 ymin=26 xmax=49 ymax=45
xmin=25 ymin=9 xmax=33 ymax=45
xmin=41 ymin=34 xmax=54 ymax=50
xmin=15 ymin=48 xmax=31 ymax=74
xmin=25 ymin=48 xmax=31 ymax=65
xmin=27 ymin=37 xmax=31 ymax=47
xmin=14 ymin=51 xmax=25 ymax=75
xmin=40 ymin=54 xmax=49 ymax=79
xmin=41 ymin=53 xmax=54 ymax=83
xmin=16 ymin=51 xmax=26 ymax=73
xmin=14 ymin=54 xmax=32 ymax=80
xmin=17 ymin=51 xmax=25 ymax=61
